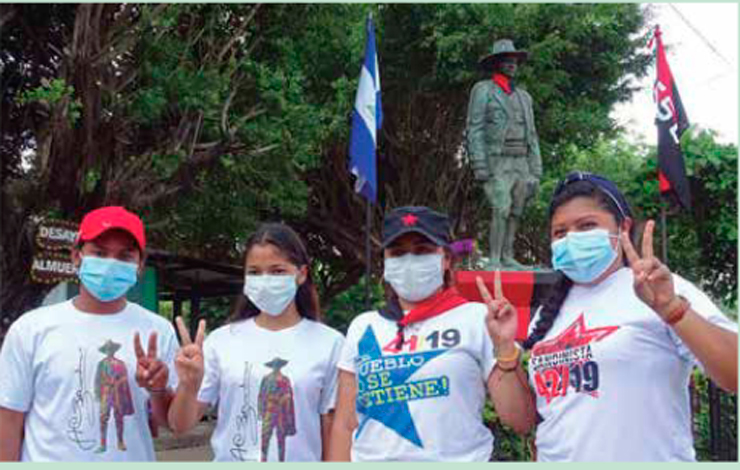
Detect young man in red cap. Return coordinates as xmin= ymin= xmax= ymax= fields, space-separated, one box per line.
xmin=0 ymin=206 xmax=179 ymax=461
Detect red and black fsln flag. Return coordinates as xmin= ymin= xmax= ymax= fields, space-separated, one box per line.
xmin=652 ymin=25 xmax=691 ymax=210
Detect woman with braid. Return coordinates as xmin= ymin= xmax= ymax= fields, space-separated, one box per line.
xmin=518 ymin=171 xmax=737 ymax=461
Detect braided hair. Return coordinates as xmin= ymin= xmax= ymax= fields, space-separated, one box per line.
xmin=522 ymin=178 xmax=635 ymax=350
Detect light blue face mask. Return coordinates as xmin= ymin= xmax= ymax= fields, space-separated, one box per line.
xmin=551 ymin=229 xmax=619 ymax=284
xmin=78 ymin=256 xmax=139 ymax=302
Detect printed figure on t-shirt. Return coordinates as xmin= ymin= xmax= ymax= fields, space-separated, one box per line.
xmin=259 ymin=357 xmax=296 ymax=461
xmin=94 ymin=339 xmax=134 ymax=453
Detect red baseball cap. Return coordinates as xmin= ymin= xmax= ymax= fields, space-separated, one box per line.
xmin=76 ymin=206 xmax=146 ymax=251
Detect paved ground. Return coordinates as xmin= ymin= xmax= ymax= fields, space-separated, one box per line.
xmin=154 ymin=420 xmax=215 ymax=462
xmin=156 ymin=444 xmax=213 ymax=462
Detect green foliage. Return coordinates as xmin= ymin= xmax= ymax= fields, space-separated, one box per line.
xmin=322 ymin=279 xmax=385 ymax=335
xmin=82 ymin=169 xmax=101 ymax=194
xmin=379 ymin=3 xmax=650 ymax=152
xmin=626 ymin=130 xmax=737 ymax=307
xmin=159 ymin=297 xmax=234 ymax=334
xmin=199 ymin=297 xmax=235 ymax=330
xmin=130 ymin=4 xmax=342 ymax=260
xmin=691 ymin=370 xmax=738 ymax=461
xmin=17 ymin=78 xmax=82 ymax=126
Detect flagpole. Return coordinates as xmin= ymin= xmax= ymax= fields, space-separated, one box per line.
xmin=652 ymin=24 xmax=690 ymax=263
xmin=365 ymin=200 xmax=372 ymax=310
xmin=660 ymin=204 xmax=668 ymax=263
xmin=349 ymin=11 xmax=381 ymax=311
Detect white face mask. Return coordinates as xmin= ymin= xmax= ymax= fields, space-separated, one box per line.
xmin=383 ymin=253 xmax=445 ymax=303
xmin=243 ymin=274 xmax=298 ymax=316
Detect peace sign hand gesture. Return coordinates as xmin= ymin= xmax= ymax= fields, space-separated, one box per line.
xmin=175 ymin=317 xmax=207 ymax=394
xmin=621 ymin=220 xmax=679 ymax=320
xmin=477 ymin=271 xmax=518 ymax=352
xmin=134 ymin=331 xmax=169 ymax=391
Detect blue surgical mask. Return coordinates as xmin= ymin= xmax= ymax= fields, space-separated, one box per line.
xmin=551 ymin=229 xmax=619 ymax=284
xmin=78 ymin=256 xmax=139 ymax=302
xmin=243 ymin=275 xmax=298 ymax=316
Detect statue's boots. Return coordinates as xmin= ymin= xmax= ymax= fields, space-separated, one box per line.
xmin=502 ymin=217 xmax=527 ymax=270
xmin=489 ymin=213 xmax=507 ymax=268
xmin=502 ymin=257 xmax=527 ymax=270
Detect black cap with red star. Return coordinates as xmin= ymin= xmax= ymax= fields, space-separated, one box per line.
xmin=381 ymin=206 xmax=451 ymax=249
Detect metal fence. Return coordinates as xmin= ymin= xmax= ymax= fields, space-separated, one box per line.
xmin=691 ymin=374 xmax=738 ymax=461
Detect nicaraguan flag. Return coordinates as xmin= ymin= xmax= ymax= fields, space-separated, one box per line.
xmin=349 ymin=15 xmax=383 ymax=203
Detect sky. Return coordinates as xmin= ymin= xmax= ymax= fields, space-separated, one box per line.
xmin=612 ymin=3 xmax=738 ymax=145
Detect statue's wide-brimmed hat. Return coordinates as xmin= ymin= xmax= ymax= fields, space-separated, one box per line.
xmin=479 ymin=39 xmax=529 ymax=70
xmin=99 ymin=339 xmax=122 ymax=355
xmin=265 ymin=357 xmax=289 ymax=370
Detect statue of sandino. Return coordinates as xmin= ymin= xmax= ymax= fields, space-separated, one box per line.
xmin=466 ymin=39 xmax=543 ymax=269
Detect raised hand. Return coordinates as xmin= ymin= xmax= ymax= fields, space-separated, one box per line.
xmin=477 ymin=271 xmax=518 ymax=351
xmin=621 ymin=220 xmax=678 ymax=319
xmin=175 ymin=317 xmax=206 ymax=394
xmin=134 ymin=331 xmax=169 ymax=391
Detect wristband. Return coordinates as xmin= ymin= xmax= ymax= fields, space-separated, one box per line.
xmin=149 ymin=387 xmax=170 ymax=395
xmin=496 ymin=347 xmax=520 ymax=363
xmin=664 ymin=295 xmax=690 ymax=326
xmin=496 ymin=359 xmax=519 ymax=372
xmin=495 ymin=346 xmax=521 ymax=372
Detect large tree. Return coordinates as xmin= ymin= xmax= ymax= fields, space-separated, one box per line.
xmin=0 ymin=4 xmax=321 ymax=334
xmin=2 ymin=4 xmax=655 ymax=335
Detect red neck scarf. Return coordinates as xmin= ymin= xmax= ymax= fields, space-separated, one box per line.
xmin=492 ymin=73 xmax=512 ymax=94
xmin=393 ymin=288 xmax=469 ymax=351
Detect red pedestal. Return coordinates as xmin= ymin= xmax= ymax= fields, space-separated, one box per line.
xmin=455 ymin=270 xmax=558 ymax=341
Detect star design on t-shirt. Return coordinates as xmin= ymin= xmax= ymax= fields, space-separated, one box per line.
xmin=532 ymin=313 xmax=619 ymax=356
xmin=354 ymin=325 xmax=449 ymax=448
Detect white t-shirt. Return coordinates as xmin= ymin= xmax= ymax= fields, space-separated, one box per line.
xmin=0 ymin=299 xmax=179 ymax=462
xmin=338 ymin=302 xmax=497 ymax=461
xmin=527 ymin=268 xmax=737 ymax=462
xmin=197 ymin=317 xmax=344 ymax=462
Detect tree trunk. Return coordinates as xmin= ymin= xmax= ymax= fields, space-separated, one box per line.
xmin=0 ymin=204 xmax=52 ymax=341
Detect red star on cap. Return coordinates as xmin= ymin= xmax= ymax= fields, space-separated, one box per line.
xmin=401 ymin=214 xmax=418 ymax=226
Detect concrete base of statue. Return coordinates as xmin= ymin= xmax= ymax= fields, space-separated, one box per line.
xmin=455 ymin=269 xmax=560 ymax=341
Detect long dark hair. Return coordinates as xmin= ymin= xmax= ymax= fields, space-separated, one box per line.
xmin=379 ymin=246 xmax=456 ymax=321
xmin=522 ymin=178 xmax=636 ymax=350
xmin=231 ymin=223 xmax=321 ymax=322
